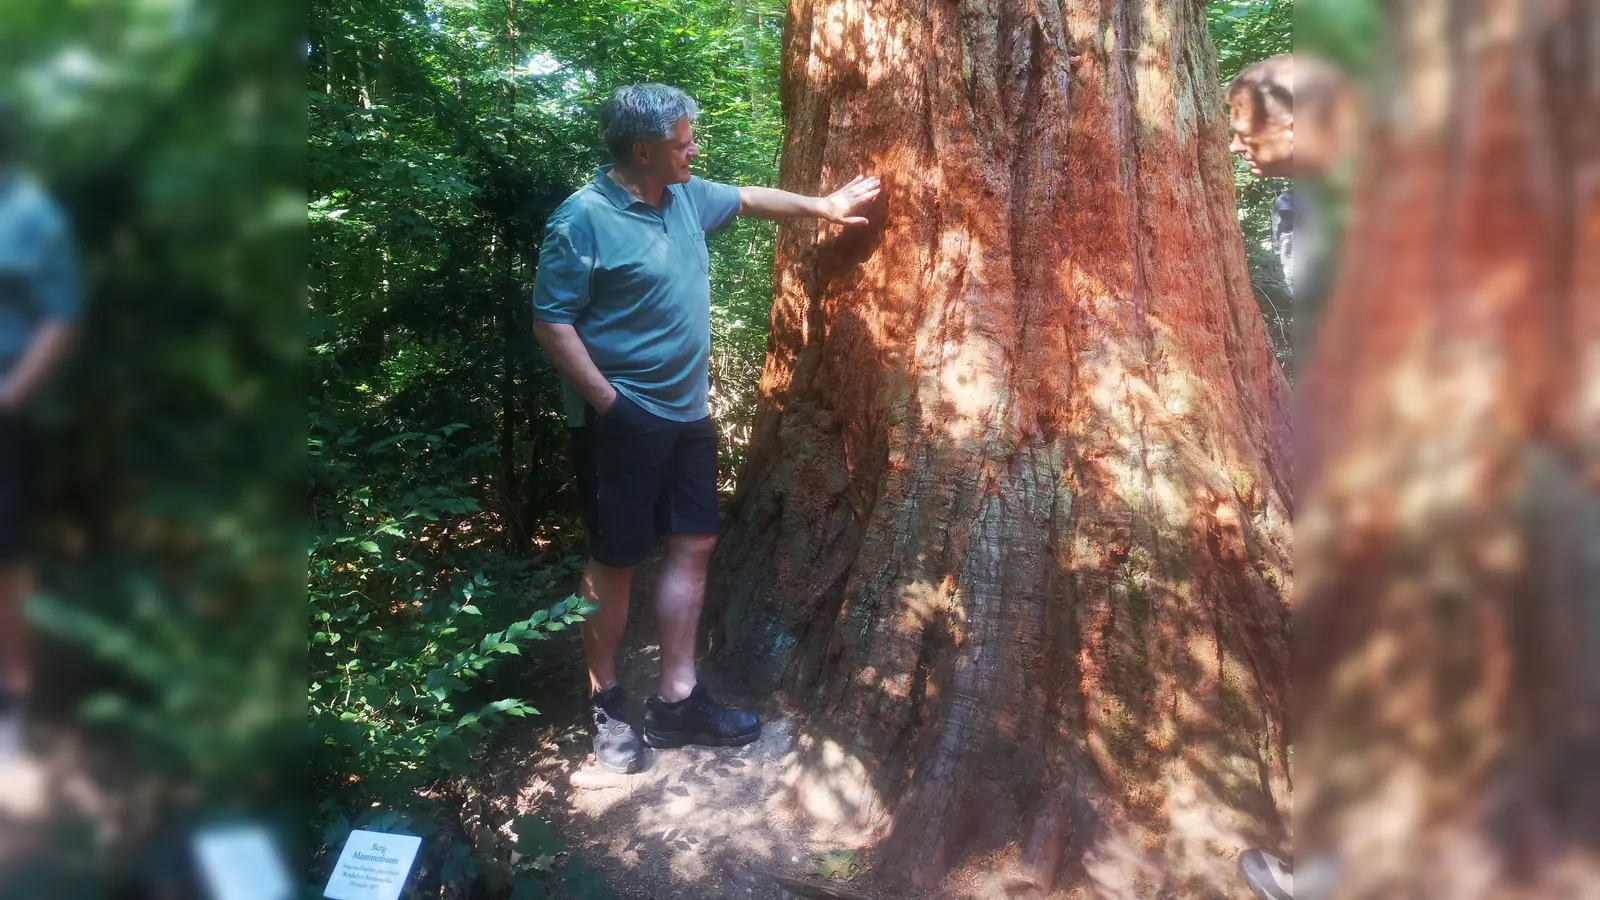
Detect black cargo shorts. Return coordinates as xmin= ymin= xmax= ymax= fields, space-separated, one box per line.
xmin=570 ymin=391 xmax=719 ymax=569
xmin=0 ymin=411 xmax=32 ymax=564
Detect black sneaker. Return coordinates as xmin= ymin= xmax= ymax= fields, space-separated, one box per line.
xmin=1239 ymin=848 xmax=1293 ymax=900
xmin=587 ymin=686 xmax=644 ymax=774
xmin=642 ymin=685 xmax=760 ymax=749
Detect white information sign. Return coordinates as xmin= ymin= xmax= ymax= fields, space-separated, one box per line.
xmin=323 ymin=830 xmax=423 ymax=900
xmin=192 ymin=824 xmax=292 ymax=900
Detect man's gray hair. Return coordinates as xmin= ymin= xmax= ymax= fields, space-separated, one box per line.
xmin=600 ymin=84 xmax=698 ymax=164
xmin=1227 ymin=53 xmax=1352 ymax=132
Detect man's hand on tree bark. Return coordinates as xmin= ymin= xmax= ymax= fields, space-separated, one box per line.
xmin=819 ymin=175 xmax=882 ymax=226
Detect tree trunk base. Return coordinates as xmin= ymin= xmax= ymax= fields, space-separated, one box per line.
xmin=712 ymin=0 xmax=1293 ymax=894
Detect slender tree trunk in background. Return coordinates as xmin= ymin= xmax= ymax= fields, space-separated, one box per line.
xmin=498 ymin=282 xmax=527 ymax=552
xmin=497 ymin=0 xmax=529 ymax=553
xmin=708 ymin=0 xmax=1292 ymax=894
xmin=1296 ymin=3 xmax=1600 ymax=896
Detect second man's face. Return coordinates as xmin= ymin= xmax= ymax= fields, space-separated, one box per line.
xmin=1228 ymin=96 xmax=1293 ymax=179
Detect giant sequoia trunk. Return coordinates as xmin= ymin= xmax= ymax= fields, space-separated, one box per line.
xmin=707 ymin=0 xmax=1292 ymax=894
xmin=1294 ymin=2 xmax=1600 ymax=897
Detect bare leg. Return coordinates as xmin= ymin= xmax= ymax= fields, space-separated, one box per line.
xmin=655 ymin=533 xmax=716 ymax=703
xmin=578 ymin=558 xmax=633 ymax=695
xmin=0 ymin=564 xmax=29 ymax=697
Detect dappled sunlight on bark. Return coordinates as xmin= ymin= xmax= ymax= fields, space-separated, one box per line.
xmin=708 ymin=0 xmax=1291 ymax=895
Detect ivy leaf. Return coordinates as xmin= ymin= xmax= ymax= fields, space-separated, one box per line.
xmin=813 ymin=849 xmax=860 ymax=880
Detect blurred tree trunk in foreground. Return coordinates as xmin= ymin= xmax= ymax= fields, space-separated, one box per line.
xmin=1297 ymin=1 xmax=1600 ymax=897
xmin=708 ymin=0 xmax=1294 ymax=894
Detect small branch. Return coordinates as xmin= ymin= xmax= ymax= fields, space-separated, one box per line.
xmin=761 ymin=869 xmax=873 ymax=900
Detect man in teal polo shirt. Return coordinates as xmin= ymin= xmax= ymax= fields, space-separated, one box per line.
xmin=1228 ymin=56 xmax=1356 ymax=900
xmin=533 ymin=83 xmax=879 ymax=774
xmin=0 ymin=96 xmax=79 ymax=750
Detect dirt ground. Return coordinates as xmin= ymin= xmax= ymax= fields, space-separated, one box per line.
xmin=472 ymin=550 xmax=933 ymax=900
xmin=464 ymin=550 xmax=1145 ymax=900
xmin=0 ymin=735 xmax=83 ymax=880
xmin=0 ymin=724 xmax=175 ymax=898
xmin=482 ymin=692 xmax=897 ymax=900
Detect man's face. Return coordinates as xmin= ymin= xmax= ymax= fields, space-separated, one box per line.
xmin=1229 ymin=95 xmax=1293 ymax=179
xmin=635 ymin=117 xmax=699 ymax=185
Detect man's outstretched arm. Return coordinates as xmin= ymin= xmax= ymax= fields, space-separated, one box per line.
xmin=737 ymin=175 xmax=881 ymax=225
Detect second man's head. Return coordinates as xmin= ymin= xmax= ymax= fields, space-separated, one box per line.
xmin=1227 ymin=54 xmax=1356 ymax=181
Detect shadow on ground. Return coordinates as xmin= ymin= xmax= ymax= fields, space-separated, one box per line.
xmin=473 ymin=550 xmax=913 ymax=900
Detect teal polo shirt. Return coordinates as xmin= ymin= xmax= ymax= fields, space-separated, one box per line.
xmin=0 ymin=173 xmax=79 ymax=378
xmin=532 ymin=165 xmax=742 ymax=426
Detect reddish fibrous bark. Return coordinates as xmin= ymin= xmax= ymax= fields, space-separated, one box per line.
xmin=707 ymin=0 xmax=1292 ymax=895
xmin=1294 ymin=2 xmax=1600 ymax=897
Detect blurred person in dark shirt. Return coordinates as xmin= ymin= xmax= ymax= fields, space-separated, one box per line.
xmin=0 ymin=95 xmax=79 ymax=750
xmin=1227 ymin=53 xmax=1357 ymax=360
xmin=1225 ymin=54 xmax=1357 ymax=900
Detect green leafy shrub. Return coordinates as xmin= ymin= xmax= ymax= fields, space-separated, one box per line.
xmin=308 ymin=418 xmax=601 ymax=895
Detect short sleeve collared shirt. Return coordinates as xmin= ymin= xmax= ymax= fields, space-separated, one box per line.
xmin=0 ymin=174 xmax=79 ymax=377
xmin=532 ymin=165 xmax=741 ymax=425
